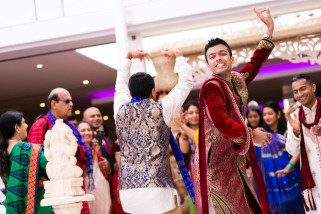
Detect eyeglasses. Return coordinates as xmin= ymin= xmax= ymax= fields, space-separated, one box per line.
xmin=58 ymin=99 xmax=73 ymax=104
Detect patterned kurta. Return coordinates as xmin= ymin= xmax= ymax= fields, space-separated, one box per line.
xmin=4 ymin=142 xmax=53 ymax=214
xmin=286 ymin=99 xmax=321 ymax=213
xmin=116 ymin=99 xmax=173 ymax=189
xmin=195 ymin=38 xmax=275 ymax=213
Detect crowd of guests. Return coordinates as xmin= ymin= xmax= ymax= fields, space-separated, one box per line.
xmin=171 ymin=74 xmax=320 ymax=214
xmin=174 ymin=75 xmax=321 ymax=214
xmin=0 ymin=77 xmax=321 ymax=214
xmin=247 ymin=102 xmax=304 ymax=213
xmin=0 ymin=88 xmax=126 ymax=214
xmin=0 ymin=65 xmax=321 ymax=214
xmin=240 ymin=69 xmax=319 ymax=212
xmin=0 ymin=7 xmax=321 ymax=213
xmin=0 ymin=89 xmax=314 ymax=214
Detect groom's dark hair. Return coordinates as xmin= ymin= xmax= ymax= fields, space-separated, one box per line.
xmin=129 ymin=72 xmax=155 ymax=98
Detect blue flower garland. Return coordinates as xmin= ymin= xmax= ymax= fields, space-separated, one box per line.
xmin=47 ymin=111 xmax=95 ymax=190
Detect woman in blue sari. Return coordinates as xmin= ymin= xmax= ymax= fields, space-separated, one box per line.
xmin=256 ymin=101 xmax=304 ymax=214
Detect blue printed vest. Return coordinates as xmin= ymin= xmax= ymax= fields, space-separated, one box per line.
xmin=116 ymin=99 xmax=173 ymax=190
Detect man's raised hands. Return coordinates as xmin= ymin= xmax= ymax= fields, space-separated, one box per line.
xmin=253 ymin=6 xmax=274 ymax=36
xmin=127 ymin=50 xmax=151 ymax=62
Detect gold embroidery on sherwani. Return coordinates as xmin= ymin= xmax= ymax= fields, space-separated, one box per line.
xmin=222 ymin=78 xmax=251 ymax=155
xmin=241 ymin=72 xmax=250 ymax=80
xmin=233 ymin=162 xmax=251 ymax=213
xmin=231 ymin=71 xmax=248 ymax=112
xmin=257 ymin=38 xmax=274 ymax=49
xmin=231 ymin=136 xmax=244 ymax=145
xmin=236 ymin=155 xmax=259 ymax=211
xmin=210 ymin=192 xmax=233 ymax=214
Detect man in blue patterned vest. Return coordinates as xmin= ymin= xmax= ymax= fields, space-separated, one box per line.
xmin=114 ymin=49 xmax=193 ymax=214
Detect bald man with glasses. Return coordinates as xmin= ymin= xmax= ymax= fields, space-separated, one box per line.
xmin=28 ymin=88 xmax=73 ymax=144
xmin=28 ymin=87 xmax=92 ymax=214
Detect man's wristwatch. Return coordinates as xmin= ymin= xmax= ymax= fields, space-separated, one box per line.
xmin=263 ymin=33 xmax=272 ymax=40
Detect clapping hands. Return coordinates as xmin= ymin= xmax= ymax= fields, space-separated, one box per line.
xmin=172 ymin=108 xmax=188 ymax=130
xmin=285 ymin=103 xmax=301 ymax=137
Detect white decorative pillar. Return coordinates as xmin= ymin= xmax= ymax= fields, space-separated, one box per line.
xmin=112 ymin=0 xmax=146 ymax=74
xmin=112 ymin=0 xmax=128 ymax=60
xmin=41 ymin=119 xmax=94 ymax=214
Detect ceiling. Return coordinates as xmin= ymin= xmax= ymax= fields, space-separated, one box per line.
xmin=0 ymin=50 xmax=117 ymax=121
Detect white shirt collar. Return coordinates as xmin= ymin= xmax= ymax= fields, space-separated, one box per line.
xmin=302 ymin=99 xmax=317 ymax=113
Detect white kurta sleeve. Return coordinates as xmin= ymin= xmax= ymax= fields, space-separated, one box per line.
xmin=160 ymin=56 xmax=193 ymax=126
xmin=113 ymin=59 xmax=132 ymax=119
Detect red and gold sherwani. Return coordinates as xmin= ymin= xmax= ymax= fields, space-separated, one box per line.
xmin=195 ymin=39 xmax=274 ymax=214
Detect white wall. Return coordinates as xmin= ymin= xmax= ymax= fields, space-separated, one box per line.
xmin=0 ymin=0 xmax=320 ymax=60
xmin=0 ymin=0 xmax=36 ymax=28
xmin=126 ymin=0 xmax=271 ymax=24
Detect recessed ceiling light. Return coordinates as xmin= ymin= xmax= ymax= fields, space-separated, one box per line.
xmin=75 ymin=110 xmax=81 ymax=115
xmin=83 ymin=80 xmax=89 ymax=85
xmin=103 ymin=115 xmax=109 ymax=121
xmin=36 ymin=64 xmax=43 ymax=69
xmin=39 ymin=102 xmax=46 ymax=108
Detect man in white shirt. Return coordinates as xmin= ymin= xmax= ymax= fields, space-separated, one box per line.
xmin=114 ymin=49 xmax=193 ymax=214
xmin=286 ymin=74 xmax=321 ymax=212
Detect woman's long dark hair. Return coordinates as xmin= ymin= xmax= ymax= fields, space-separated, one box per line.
xmin=0 ymin=111 xmax=24 ymax=176
xmin=262 ymin=101 xmax=287 ymax=135
xmin=246 ymin=106 xmax=263 ymax=129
